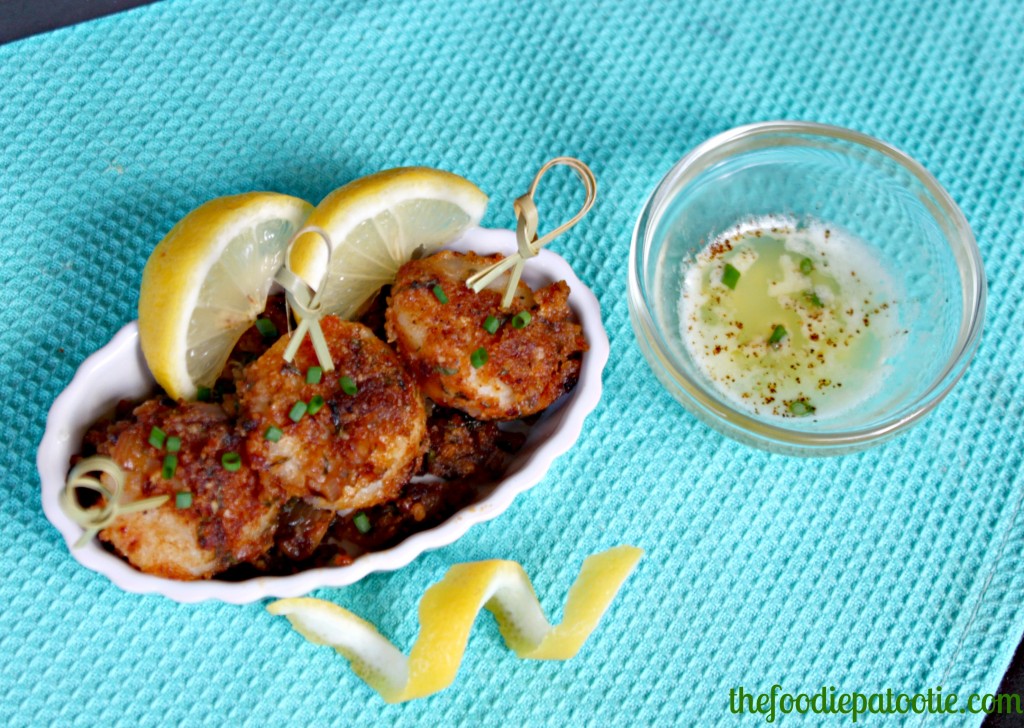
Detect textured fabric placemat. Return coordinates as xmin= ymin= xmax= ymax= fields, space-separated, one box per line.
xmin=2 ymin=1 xmax=1022 ymax=725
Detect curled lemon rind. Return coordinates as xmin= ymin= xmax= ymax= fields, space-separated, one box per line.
xmin=267 ymin=545 xmax=642 ymax=703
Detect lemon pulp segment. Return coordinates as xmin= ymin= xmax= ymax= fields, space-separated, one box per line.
xmin=139 ymin=192 xmax=313 ymax=399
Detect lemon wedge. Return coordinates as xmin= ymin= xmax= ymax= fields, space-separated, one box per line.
xmin=290 ymin=167 xmax=488 ymax=319
xmin=139 ymin=192 xmax=313 ymax=400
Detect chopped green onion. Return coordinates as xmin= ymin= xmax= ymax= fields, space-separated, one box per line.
xmin=289 ymin=401 xmax=308 ymax=422
xmin=166 ymin=436 xmax=181 ymax=453
xmin=175 ymin=491 xmax=192 ymax=509
xmin=196 ymin=386 xmax=212 ymax=402
xmin=768 ymin=325 xmax=788 ymax=346
xmin=483 ymin=315 xmax=500 ymax=334
xmin=800 ymin=257 xmax=815 ymax=275
xmin=353 ymin=512 xmax=371 ymax=534
xmin=434 ymin=366 xmax=458 ymax=376
xmin=255 ymin=318 xmax=278 ymax=338
xmin=470 ymin=347 xmax=488 ymax=368
xmin=264 ymin=426 xmax=283 ymax=442
xmin=511 ymin=311 xmax=532 ymax=329
xmin=161 ymin=454 xmax=178 ymax=480
xmin=789 ymin=399 xmax=816 ymax=416
xmin=722 ymin=263 xmax=741 ymax=290
xmin=339 ymin=376 xmax=358 ymax=395
xmin=148 ymin=426 xmax=166 ymax=449
xmin=307 ymin=395 xmax=325 ymax=415
xmin=804 ymin=290 xmax=823 ymax=307
xmin=221 ymin=452 xmax=242 ymax=472
xmin=306 ymin=366 xmax=323 ymax=385
xmin=432 ymin=284 xmax=449 ymax=304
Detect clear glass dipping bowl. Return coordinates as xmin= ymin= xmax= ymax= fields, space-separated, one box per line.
xmin=628 ymin=121 xmax=986 ymax=456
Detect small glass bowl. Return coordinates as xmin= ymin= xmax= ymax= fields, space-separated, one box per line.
xmin=628 ymin=121 xmax=986 ymax=456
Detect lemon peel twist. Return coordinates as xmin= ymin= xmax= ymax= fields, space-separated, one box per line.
xmin=275 ymin=225 xmax=337 ymax=372
xmin=466 ymin=157 xmax=597 ymax=308
xmin=267 ymin=545 xmax=642 ymax=703
xmin=60 ymin=456 xmax=169 ymax=548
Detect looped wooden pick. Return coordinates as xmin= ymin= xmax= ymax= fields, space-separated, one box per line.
xmin=274 ymin=226 xmax=336 ymax=372
xmin=61 ymin=456 xmax=169 ymax=548
xmin=466 ymin=157 xmax=597 ymax=308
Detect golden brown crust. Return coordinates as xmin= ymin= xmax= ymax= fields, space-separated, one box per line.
xmin=385 ymin=251 xmax=588 ymax=420
xmin=237 ymin=316 xmax=427 ymax=511
xmin=88 ymin=400 xmax=280 ymax=580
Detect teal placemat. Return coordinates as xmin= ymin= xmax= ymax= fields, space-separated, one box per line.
xmin=2 ymin=1 xmax=1023 ymax=724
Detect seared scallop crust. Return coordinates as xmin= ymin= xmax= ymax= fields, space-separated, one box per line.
xmin=238 ymin=316 xmax=427 ymax=511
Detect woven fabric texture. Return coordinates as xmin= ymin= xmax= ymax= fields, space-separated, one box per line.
xmin=2 ymin=0 xmax=1023 ymax=725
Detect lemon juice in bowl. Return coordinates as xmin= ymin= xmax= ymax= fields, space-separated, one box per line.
xmin=679 ymin=215 xmax=903 ymax=420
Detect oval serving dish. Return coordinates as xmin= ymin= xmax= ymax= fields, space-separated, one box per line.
xmin=38 ymin=227 xmax=608 ymax=603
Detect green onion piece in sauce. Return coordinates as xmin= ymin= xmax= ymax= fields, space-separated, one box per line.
xmin=221 ymin=452 xmax=242 ymax=472
xmin=339 ymin=376 xmax=358 ymax=395
xmin=196 ymin=386 xmax=212 ymax=402
xmin=148 ymin=426 xmax=166 ymax=449
xmin=800 ymin=257 xmax=815 ymax=275
xmin=306 ymin=366 xmax=323 ymax=385
xmin=307 ymin=395 xmax=326 ymax=415
xmin=804 ymin=290 xmax=823 ymax=307
xmin=432 ymin=284 xmax=449 ymax=304
xmin=289 ymin=401 xmax=308 ymax=422
xmin=722 ymin=263 xmax=741 ymax=290
xmin=768 ymin=325 xmax=788 ymax=346
xmin=166 ymin=436 xmax=181 ymax=453
xmin=511 ymin=311 xmax=531 ymax=329
xmin=789 ymin=399 xmax=816 ymax=417
xmin=470 ymin=347 xmax=488 ymax=368
xmin=353 ymin=512 xmax=372 ymax=534
xmin=161 ymin=454 xmax=178 ymax=480
xmin=175 ymin=491 xmax=192 ymax=509
xmin=483 ymin=315 xmax=500 ymax=334
xmin=255 ymin=318 xmax=278 ymax=338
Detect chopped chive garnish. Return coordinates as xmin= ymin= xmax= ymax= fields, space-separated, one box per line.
xmin=804 ymin=290 xmax=823 ymax=307
xmin=175 ymin=491 xmax=192 ymax=509
xmin=339 ymin=376 xmax=358 ymax=395
xmin=353 ymin=512 xmax=371 ymax=534
xmin=470 ymin=347 xmax=488 ymax=368
xmin=722 ymin=263 xmax=741 ymax=290
xmin=161 ymin=454 xmax=178 ymax=480
xmin=768 ymin=325 xmax=788 ymax=346
xmin=166 ymin=436 xmax=181 ymax=453
xmin=306 ymin=366 xmax=323 ymax=385
xmin=264 ymin=426 xmax=283 ymax=442
xmin=789 ymin=399 xmax=816 ymax=416
xmin=148 ymin=426 xmax=166 ymax=449
xmin=255 ymin=318 xmax=278 ymax=338
xmin=432 ymin=284 xmax=449 ymax=304
xmin=511 ymin=311 xmax=532 ymax=329
xmin=289 ymin=401 xmax=308 ymax=422
xmin=800 ymin=257 xmax=814 ymax=275
xmin=221 ymin=452 xmax=242 ymax=472
xmin=435 ymin=366 xmax=458 ymax=376
xmin=483 ymin=315 xmax=500 ymax=334
xmin=196 ymin=386 xmax=212 ymax=402
xmin=307 ymin=395 xmax=325 ymax=415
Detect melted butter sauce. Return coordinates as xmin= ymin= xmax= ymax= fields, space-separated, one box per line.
xmin=679 ymin=216 xmax=902 ymax=420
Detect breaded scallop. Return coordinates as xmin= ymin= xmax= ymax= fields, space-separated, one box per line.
xmin=84 ymin=399 xmax=279 ymax=580
xmin=238 ymin=316 xmax=427 ymax=511
xmin=385 ymin=251 xmax=588 ymax=420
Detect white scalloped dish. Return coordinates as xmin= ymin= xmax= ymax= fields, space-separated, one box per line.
xmin=38 ymin=228 xmax=608 ymax=603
